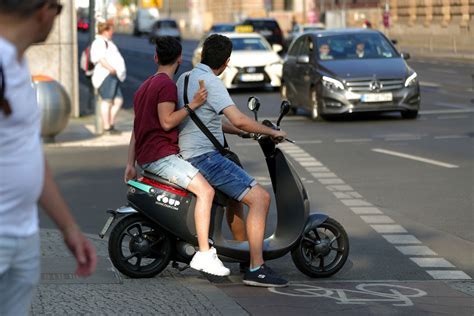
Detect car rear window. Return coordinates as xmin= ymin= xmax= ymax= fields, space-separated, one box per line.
xmin=159 ymin=20 xmax=177 ymax=28
xmin=245 ymin=20 xmax=279 ymax=31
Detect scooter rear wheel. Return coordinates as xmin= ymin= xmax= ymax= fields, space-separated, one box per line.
xmin=291 ymin=217 xmax=349 ymax=278
xmin=108 ymin=215 xmax=172 ymax=278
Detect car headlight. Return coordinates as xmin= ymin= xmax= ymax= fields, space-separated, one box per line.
xmin=404 ymin=72 xmax=418 ymax=87
xmin=322 ymin=76 xmax=344 ymax=91
xmin=267 ymin=62 xmax=283 ymax=76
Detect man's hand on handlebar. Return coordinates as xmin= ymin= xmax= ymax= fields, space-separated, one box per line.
xmin=271 ymin=130 xmax=287 ymax=143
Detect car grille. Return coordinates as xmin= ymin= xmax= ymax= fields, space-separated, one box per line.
xmin=345 ymin=79 xmax=404 ymax=93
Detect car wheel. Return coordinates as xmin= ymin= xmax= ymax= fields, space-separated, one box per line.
xmin=401 ymin=110 xmax=418 ymax=119
xmin=310 ymin=88 xmax=323 ymax=121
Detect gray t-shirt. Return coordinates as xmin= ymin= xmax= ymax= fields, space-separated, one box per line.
xmin=176 ymin=63 xmax=234 ymax=160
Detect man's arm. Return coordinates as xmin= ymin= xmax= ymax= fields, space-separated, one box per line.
xmin=39 ymin=160 xmax=97 ymax=277
xmin=158 ymin=87 xmax=207 ymax=131
xmin=222 ymin=105 xmax=287 ymax=139
xmin=124 ymin=129 xmax=137 ymax=183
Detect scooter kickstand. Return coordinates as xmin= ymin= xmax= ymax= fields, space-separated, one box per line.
xmin=172 ymin=261 xmax=190 ymax=272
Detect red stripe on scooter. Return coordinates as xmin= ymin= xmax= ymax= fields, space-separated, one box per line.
xmin=140 ymin=177 xmax=189 ymax=197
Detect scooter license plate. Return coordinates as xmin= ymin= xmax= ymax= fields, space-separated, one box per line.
xmin=99 ymin=215 xmax=115 ymax=238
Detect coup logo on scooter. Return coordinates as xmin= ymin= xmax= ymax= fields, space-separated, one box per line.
xmin=155 ymin=193 xmax=181 ymax=210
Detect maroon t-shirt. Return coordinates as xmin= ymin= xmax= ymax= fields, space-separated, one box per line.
xmin=133 ymin=73 xmax=179 ymax=165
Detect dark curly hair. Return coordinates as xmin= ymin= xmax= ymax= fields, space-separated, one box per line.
xmin=154 ymin=36 xmax=182 ymax=66
xmin=201 ymin=34 xmax=232 ymax=69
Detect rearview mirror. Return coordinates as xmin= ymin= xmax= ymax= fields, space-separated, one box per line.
xmin=247 ymin=96 xmax=260 ymax=112
xmin=277 ymin=100 xmax=291 ymax=126
xmin=297 ymin=55 xmax=310 ymax=64
xmin=272 ymin=44 xmax=283 ymax=53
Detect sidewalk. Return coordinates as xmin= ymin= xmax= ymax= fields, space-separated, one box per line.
xmin=39 ymin=112 xmax=248 ymax=315
xmin=34 ymin=229 xmax=247 ymax=315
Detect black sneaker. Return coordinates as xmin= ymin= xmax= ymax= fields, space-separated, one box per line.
xmin=243 ymin=264 xmax=288 ymax=287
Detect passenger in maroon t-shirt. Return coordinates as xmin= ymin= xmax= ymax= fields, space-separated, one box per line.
xmin=124 ymin=37 xmax=230 ymax=276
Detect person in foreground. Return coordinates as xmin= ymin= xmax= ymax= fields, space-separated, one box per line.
xmin=0 ymin=1 xmax=97 ymax=315
xmin=177 ymin=34 xmax=289 ymax=287
xmin=124 ymin=36 xmax=230 ymax=276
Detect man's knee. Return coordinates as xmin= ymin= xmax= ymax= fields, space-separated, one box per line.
xmin=243 ymin=185 xmax=270 ymax=209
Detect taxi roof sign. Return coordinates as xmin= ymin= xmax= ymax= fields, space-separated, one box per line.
xmin=235 ymin=25 xmax=253 ymax=33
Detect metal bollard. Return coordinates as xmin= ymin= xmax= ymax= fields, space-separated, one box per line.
xmin=33 ymin=75 xmax=71 ymax=143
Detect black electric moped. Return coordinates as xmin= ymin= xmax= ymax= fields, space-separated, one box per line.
xmin=99 ymin=98 xmax=349 ymax=279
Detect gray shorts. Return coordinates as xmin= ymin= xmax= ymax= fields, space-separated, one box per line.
xmin=142 ymin=154 xmax=199 ymax=189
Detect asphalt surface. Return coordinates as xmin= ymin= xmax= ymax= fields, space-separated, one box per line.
xmin=36 ymin=32 xmax=473 ymax=315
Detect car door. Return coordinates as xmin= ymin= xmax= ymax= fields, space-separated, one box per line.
xmin=283 ymin=37 xmax=304 ymax=105
xmin=294 ymin=35 xmax=313 ymax=107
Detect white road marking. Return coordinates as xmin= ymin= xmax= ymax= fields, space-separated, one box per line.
xmin=361 ymin=215 xmax=395 ymax=224
xmin=434 ymin=135 xmax=469 ymax=139
xmin=318 ymin=178 xmax=345 ymax=184
xmin=335 ymin=138 xmax=372 ymax=143
xmin=333 ymin=191 xmax=363 ymax=199
xmin=420 ymin=81 xmax=441 ymax=88
xmin=383 ymin=235 xmax=422 ymax=244
xmin=294 ymin=157 xmax=320 ymax=162
xmin=437 ymin=115 xmax=470 ymax=120
xmin=371 ymin=224 xmax=408 ymax=233
xmin=395 ymin=246 xmax=437 ymax=256
xmin=311 ymin=172 xmax=338 ymax=178
xmin=420 ymin=109 xmax=474 ymax=114
xmin=306 ymin=166 xmax=330 ymax=172
xmin=426 ymin=270 xmax=472 ymax=280
xmin=433 ymin=102 xmax=471 ymax=110
xmin=341 ymin=199 xmax=372 ymax=207
xmin=372 ymin=148 xmax=459 ymax=168
xmin=410 ymin=258 xmax=455 ymax=268
xmin=384 ymin=136 xmax=421 ymax=141
xmin=350 ymin=207 xmax=383 ymax=214
xmin=327 ymin=185 xmax=354 ymax=192
xmin=300 ymin=161 xmax=323 ymax=167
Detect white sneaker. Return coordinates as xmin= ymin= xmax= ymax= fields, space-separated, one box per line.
xmin=189 ymin=247 xmax=230 ymax=276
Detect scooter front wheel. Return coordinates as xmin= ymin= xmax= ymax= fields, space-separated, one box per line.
xmin=108 ymin=215 xmax=172 ymax=278
xmin=291 ymin=217 xmax=349 ymax=278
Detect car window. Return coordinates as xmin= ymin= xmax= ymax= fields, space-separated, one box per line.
xmin=288 ymin=37 xmax=305 ymax=57
xmin=316 ymin=33 xmax=399 ymax=60
xmin=244 ymin=20 xmax=280 ymax=32
xmin=211 ymin=24 xmax=235 ymax=33
xmin=231 ymin=37 xmax=271 ymax=51
xmin=299 ymin=36 xmax=313 ymax=56
xmin=159 ymin=20 xmax=178 ymax=28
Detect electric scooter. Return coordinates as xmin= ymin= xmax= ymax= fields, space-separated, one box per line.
xmin=99 ymin=98 xmax=349 ymax=279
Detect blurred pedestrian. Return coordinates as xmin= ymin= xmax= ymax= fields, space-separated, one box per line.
xmin=91 ymin=21 xmax=126 ymax=134
xmin=0 ymin=1 xmax=97 ymax=315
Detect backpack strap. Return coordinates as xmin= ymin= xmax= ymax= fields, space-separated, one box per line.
xmin=183 ymin=73 xmax=227 ymax=154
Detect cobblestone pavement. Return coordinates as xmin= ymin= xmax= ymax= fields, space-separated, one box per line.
xmin=32 ymin=229 xmax=247 ymax=315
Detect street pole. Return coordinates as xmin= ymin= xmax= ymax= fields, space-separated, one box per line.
xmin=89 ymin=0 xmax=102 ymax=134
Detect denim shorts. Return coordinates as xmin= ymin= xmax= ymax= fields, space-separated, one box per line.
xmin=0 ymin=232 xmax=40 ymax=316
xmin=188 ymin=151 xmax=256 ymax=201
xmin=98 ymin=74 xmax=123 ymax=101
xmin=142 ymin=154 xmax=199 ymax=189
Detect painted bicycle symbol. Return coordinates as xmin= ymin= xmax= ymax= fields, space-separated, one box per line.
xmin=269 ymin=283 xmax=427 ymax=307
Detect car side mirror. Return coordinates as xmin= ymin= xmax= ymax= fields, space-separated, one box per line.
xmin=391 ymin=39 xmax=398 ymax=45
xmin=297 ymin=55 xmax=310 ymax=64
xmin=272 ymin=44 xmax=283 ymax=53
xmin=401 ymin=52 xmax=410 ymax=60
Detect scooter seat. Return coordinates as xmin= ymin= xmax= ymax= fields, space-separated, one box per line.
xmin=142 ymin=170 xmax=186 ymax=191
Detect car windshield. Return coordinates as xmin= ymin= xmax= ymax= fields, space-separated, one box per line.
xmin=303 ymin=26 xmax=323 ymax=32
xmin=159 ymin=20 xmax=177 ymax=28
xmin=211 ymin=24 xmax=235 ymax=32
xmin=231 ymin=37 xmax=271 ymax=51
xmin=316 ymin=33 xmax=398 ymax=60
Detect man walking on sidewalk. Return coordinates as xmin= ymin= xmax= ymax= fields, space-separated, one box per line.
xmin=0 ymin=2 xmax=97 ymax=315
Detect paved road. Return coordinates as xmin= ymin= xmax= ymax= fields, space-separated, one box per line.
xmin=39 ymin=33 xmax=473 ymax=314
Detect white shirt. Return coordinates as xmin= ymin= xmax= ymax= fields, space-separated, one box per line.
xmin=0 ymin=37 xmax=44 ymax=237
xmin=90 ymin=35 xmax=126 ymax=88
